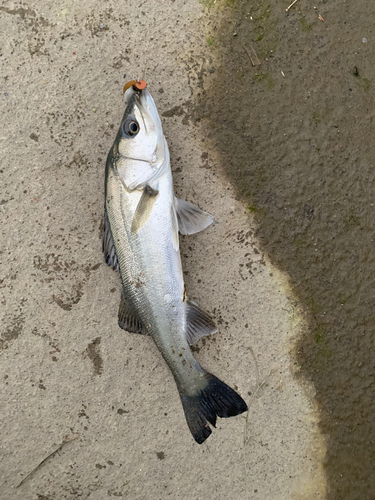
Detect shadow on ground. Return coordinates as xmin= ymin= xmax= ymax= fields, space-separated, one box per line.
xmin=194 ymin=1 xmax=375 ymax=498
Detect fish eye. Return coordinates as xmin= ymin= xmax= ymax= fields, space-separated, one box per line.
xmin=123 ymin=119 xmax=140 ymax=137
xmin=129 ymin=122 xmax=138 ymax=134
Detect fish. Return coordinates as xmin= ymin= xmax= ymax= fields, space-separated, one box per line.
xmin=102 ymin=80 xmax=248 ymax=444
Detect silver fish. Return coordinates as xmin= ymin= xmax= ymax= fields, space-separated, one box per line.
xmin=103 ymin=82 xmax=247 ymax=443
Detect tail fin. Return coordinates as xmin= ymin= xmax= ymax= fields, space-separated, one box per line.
xmin=179 ymin=373 xmax=248 ymax=444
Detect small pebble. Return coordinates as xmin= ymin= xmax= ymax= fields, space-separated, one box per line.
xmin=363 ymin=37 xmax=368 ymax=43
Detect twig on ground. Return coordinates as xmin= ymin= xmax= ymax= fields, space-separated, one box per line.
xmin=17 ymin=434 xmax=79 ymax=488
xmin=286 ymin=0 xmax=299 ymax=12
xmin=242 ymin=44 xmax=261 ymax=67
xmin=248 ymin=345 xmax=260 ymax=388
xmin=243 ymin=368 xmax=277 ymax=445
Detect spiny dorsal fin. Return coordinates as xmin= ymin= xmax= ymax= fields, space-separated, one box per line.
xmin=102 ymin=210 xmax=119 ymax=272
xmin=175 ymin=198 xmax=214 ymax=235
xmin=118 ymin=292 xmax=149 ymax=335
xmin=131 ymin=185 xmax=159 ymax=235
xmin=185 ymin=299 xmax=217 ymax=345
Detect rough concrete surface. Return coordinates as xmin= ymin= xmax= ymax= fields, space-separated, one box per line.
xmin=1 ymin=1 xmax=325 ymax=499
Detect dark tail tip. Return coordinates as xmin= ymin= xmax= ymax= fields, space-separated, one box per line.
xmin=179 ymin=374 xmax=248 ymax=444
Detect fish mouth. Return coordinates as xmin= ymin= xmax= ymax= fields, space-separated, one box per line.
xmin=123 ymin=82 xmax=163 ymax=137
xmin=123 ymin=79 xmax=147 ymax=95
xmin=120 ymin=82 xmax=166 ymax=168
xmin=123 ymin=85 xmax=141 ymax=110
xmin=123 ymin=80 xmax=147 ymax=110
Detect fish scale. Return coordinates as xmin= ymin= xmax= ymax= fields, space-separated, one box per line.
xmin=107 ymin=159 xmax=187 ymax=345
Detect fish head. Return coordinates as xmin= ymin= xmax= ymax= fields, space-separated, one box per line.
xmin=118 ymin=87 xmax=167 ymax=167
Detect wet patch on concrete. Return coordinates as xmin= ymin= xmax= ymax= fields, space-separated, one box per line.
xmin=0 ymin=5 xmax=55 ymax=57
xmin=33 ymin=252 xmax=102 ymax=311
xmin=52 ymin=282 xmax=83 ymax=311
xmin=0 ymin=312 xmax=25 ymax=350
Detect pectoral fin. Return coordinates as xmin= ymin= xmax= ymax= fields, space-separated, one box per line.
xmin=118 ymin=292 xmax=149 ymax=335
xmin=175 ymin=198 xmax=214 ymax=235
xmin=171 ymin=205 xmax=180 ymax=252
xmin=102 ymin=210 xmax=119 ymax=272
xmin=131 ymin=185 xmax=159 ymax=235
xmin=185 ymin=300 xmax=217 ymax=345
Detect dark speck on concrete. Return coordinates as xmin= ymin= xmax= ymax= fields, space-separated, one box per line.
xmin=86 ymin=337 xmax=103 ymax=375
xmin=162 ymin=105 xmax=184 ymax=118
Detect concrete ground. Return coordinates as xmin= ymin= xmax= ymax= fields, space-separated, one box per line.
xmin=1 ymin=1 xmax=325 ymax=498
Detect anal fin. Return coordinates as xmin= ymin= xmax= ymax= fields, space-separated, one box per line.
xmin=118 ymin=292 xmax=149 ymax=335
xmin=186 ymin=300 xmax=217 ymax=345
